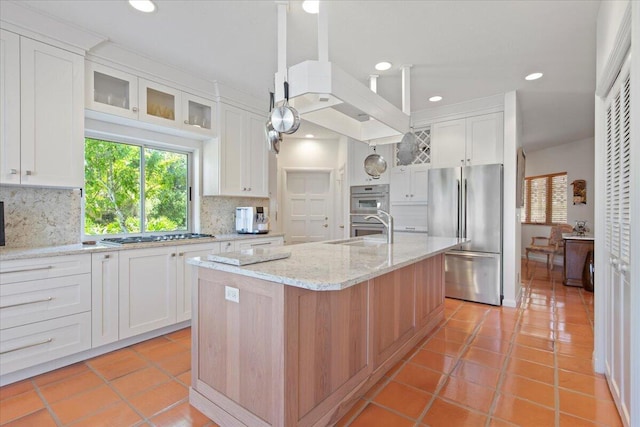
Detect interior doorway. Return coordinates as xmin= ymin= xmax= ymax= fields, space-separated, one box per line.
xmin=282 ymin=169 xmax=333 ymax=244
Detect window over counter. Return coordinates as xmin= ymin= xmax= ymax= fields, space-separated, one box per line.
xmin=521 ymin=172 xmax=567 ymax=225
xmin=84 ymin=137 xmax=191 ymax=236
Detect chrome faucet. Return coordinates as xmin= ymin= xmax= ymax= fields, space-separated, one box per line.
xmin=364 ymin=209 xmax=394 ymax=244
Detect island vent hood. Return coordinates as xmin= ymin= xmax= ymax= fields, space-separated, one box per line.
xmin=274 ymin=1 xmax=410 ymax=144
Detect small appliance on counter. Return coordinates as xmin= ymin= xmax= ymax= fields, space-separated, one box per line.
xmin=236 ymin=207 xmax=269 ymax=234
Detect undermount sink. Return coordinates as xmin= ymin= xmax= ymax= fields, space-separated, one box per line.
xmin=325 ymin=237 xmax=387 ymax=247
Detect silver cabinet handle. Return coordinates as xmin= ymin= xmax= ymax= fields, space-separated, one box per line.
xmin=247 ymin=187 xmax=251 ymax=191
xmin=25 ymin=170 xmax=32 ymax=176
xmin=171 ymin=253 xmax=176 ymax=257
xmin=132 ymin=107 xmax=138 ymax=112
xmin=103 ymin=254 xmax=110 ymax=259
xmin=0 ymin=297 xmax=54 ymax=310
xmin=2 ymin=265 xmax=53 ymax=274
xmin=1 ymin=338 xmax=53 ymax=355
xmin=178 ymin=252 xmax=184 ymax=257
xmin=250 ymin=242 xmax=272 ymax=247
xmin=405 ymin=227 xmax=416 ymax=230
xmin=10 ymin=169 xmax=17 ymax=175
xmin=184 ymin=120 xmax=189 ymax=125
xmin=619 ymin=263 xmax=629 ymax=273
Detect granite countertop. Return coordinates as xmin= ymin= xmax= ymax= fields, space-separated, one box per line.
xmin=188 ymin=234 xmax=465 ymax=291
xmin=562 ymin=233 xmax=595 ymax=241
xmin=0 ymin=233 xmax=285 ymax=261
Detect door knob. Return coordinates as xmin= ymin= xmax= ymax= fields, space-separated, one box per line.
xmin=323 ymin=224 xmax=328 ymax=228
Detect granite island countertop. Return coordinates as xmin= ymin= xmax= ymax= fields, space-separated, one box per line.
xmin=0 ymin=233 xmax=285 ymax=261
xmin=188 ymin=234 xmax=466 ymax=291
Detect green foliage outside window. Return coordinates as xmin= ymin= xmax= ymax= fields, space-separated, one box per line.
xmin=84 ymin=138 xmax=188 ymax=235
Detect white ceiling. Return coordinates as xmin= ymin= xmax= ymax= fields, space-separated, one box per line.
xmin=13 ymin=0 xmax=600 ymax=150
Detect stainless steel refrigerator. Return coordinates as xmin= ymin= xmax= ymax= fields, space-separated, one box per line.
xmin=428 ymin=164 xmax=503 ymax=305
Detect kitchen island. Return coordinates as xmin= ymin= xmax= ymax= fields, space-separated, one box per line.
xmin=187 ymin=234 xmax=464 ymax=427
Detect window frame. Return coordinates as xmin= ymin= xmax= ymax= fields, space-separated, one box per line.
xmin=521 ymin=171 xmax=567 ymax=225
xmin=83 ymin=130 xmax=194 ymax=238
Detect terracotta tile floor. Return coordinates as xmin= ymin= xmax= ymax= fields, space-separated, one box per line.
xmin=0 ymin=261 xmax=622 ymax=427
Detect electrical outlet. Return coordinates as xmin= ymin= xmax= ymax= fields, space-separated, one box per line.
xmin=225 ymin=286 xmax=239 ymax=303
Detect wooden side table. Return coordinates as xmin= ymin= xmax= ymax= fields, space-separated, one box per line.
xmin=563 ymin=235 xmax=595 ymax=287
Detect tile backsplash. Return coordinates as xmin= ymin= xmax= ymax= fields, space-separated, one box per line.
xmin=200 ymin=196 xmax=269 ymax=235
xmin=0 ymin=186 xmax=82 ymax=248
xmin=0 ymin=187 xmax=269 ymax=248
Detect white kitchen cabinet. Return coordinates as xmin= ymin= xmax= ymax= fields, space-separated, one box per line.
xmin=85 ymin=62 xmax=216 ymax=137
xmin=118 ymin=246 xmax=177 ymax=339
xmin=0 ymin=31 xmax=84 ymax=187
xmin=176 ymin=242 xmax=220 ymax=322
xmin=0 ymin=30 xmax=20 ymax=186
xmin=349 ymin=141 xmax=392 ymax=185
xmin=0 ymin=254 xmax=92 ymax=375
xmin=236 ymin=236 xmax=284 ymax=251
xmin=203 ymin=103 xmax=268 ymax=197
xmin=389 ymin=164 xmax=429 ymax=204
xmin=431 ymin=112 xmax=503 ymax=168
xmin=391 ymin=204 xmax=428 ymax=232
xmin=219 ymin=240 xmax=238 ymax=253
xmin=91 ymin=251 xmax=119 ymax=347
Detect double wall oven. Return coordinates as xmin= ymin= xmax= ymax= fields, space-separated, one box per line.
xmin=350 ymin=184 xmax=390 ymax=237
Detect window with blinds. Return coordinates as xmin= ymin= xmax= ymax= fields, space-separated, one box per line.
xmin=521 ymin=172 xmax=567 ymax=225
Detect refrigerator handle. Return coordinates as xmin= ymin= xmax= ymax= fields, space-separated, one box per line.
xmin=456 ymin=179 xmax=461 ymax=238
xmin=464 ymin=179 xmax=468 ymax=238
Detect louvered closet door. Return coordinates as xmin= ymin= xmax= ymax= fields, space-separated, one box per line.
xmin=603 ymin=55 xmax=631 ymax=427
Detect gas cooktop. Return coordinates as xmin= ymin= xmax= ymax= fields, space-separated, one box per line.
xmin=101 ymin=233 xmax=214 ymax=246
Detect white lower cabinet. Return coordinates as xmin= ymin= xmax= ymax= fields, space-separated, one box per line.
xmin=236 ymin=236 xmax=284 ymax=251
xmin=118 ymin=246 xmax=178 ymax=339
xmin=176 ymin=242 xmax=220 ymax=322
xmin=0 ymin=254 xmax=92 ymax=375
xmin=389 ymin=164 xmax=429 ymax=204
xmin=0 ymin=312 xmax=92 ymax=375
xmin=91 ymin=251 xmax=119 ymax=347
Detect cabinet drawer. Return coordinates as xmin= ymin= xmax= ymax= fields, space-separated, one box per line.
xmin=0 ymin=312 xmax=91 ymax=375
xmin=0 ymin=254 xmax=91 ymax=285
xmin=237 ymin=237 xmax=283 ymax=251
xmin=0 ymin=273 xmax=91 ymax=330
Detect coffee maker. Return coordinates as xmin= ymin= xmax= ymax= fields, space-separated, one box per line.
xmin=235 ymin=207 xmax=269 ymax=234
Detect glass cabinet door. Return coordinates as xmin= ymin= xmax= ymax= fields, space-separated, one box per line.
xmin=86 ymin=62 xmax=138 ymax=119
xmin=139 ymin=78 xmax=181 ymax=126
xmin=182 ymin=93 xmax=216 ymax=136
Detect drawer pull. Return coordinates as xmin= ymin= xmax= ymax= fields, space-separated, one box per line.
xmin=1 ymin=338 xmax=53 ymax=355
xmin=250 ymin=242 xmax=272 ymax=247
xmin=0 ymin=297 xmax=54 ymax=310
xmin=1 ymin=265 xmax=53 ymax=274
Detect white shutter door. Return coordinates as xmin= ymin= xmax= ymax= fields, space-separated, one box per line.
xmin=603 ymin=56 xmax=631 ymax=427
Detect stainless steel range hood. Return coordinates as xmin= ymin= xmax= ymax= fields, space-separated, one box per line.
xmin=274 ymin=2 xmax=409 ymax=143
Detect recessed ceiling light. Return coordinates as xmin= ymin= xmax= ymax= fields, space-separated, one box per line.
xmin=305 ymin=134 xmax=315 ymax=138
xmin=525 ymin=72 xmax=543 ymax=81
xmin=302 ymin=0 xmax=319 ymax=14
xmin=429 ymin=96 xmax=443 ymax=102
xmin=375 ymin=62 xmax=392 ymax=71
xmin=129 ymin=0 xmax=156 ymax=13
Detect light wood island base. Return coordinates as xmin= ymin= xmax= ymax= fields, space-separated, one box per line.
xmin=190 ymin=254 xmax=445 ymax=427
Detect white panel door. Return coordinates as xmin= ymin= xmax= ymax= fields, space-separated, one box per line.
xmin=119 ymin=247 xmax=177 ymax=338
xmin=284 ymin=170 xmax=332 ymax=244
xmin=466 ymin=112 xmax=504 ymax=166
xmin=20 ymin=37 xmax=84 ymax=187
xmin=431 ymin=118 xmax=466 ymax=168
xmin=176 ymin=242 xmax=220 ymax=322
xmin=0 ymin=30 xmax=21 ymax=185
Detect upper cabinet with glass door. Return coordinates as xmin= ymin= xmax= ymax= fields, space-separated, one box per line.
xmin=85 ymin=62 xmax=215 ymax=138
